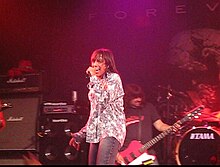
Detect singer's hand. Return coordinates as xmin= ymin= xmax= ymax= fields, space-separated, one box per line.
xmin=69 ymin=137 xmax=80 ymax=151
xmin=69 ymin=133 xmax=80 ymax=151
xmin=69 ymin=132 xmax=82 ymax=151
xmin=86 ymin=66 xmax=96 ymax=77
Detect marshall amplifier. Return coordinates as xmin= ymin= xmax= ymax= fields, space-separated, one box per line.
xmin=0 ymin=95 xmax=42 ymax=151
xmin=0 ymin=72 xmax=43 ymax=95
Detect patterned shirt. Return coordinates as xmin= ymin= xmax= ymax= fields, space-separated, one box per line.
xmin=79 ymin=72 xmax=126 ymax=147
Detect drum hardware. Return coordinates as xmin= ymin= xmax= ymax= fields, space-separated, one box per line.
xmin=157 ymin=85 xmax=188 ymax=99
xmin=158 ymin=85 xmax=178 ymax=164
xmin=155 ymin=84 xmax=196 ymax=164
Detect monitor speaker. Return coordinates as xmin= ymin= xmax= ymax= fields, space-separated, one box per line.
xmin=0 ymin=95 xmax=42 ymax=151
xmin=38 ymin=112 xmax=89 ymax=165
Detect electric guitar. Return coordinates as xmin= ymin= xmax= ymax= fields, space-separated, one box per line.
xmin=118 ymin=105 xmax=205 ymax=165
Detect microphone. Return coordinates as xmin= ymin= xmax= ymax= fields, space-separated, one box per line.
xmin=96 ymin=66 xmax=101 ymax=71
xmin=1 ymin=102 xmax=13 ymax=111
xmin=72 ymin=91 xmax=77 ymax=103
xmin=86 ymin=66 xmax=101 ymax=78
xmin=86 ymin=71 xmax=91 ymax=78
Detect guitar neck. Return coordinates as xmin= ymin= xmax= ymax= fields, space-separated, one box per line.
xmin=139 ymin=125 xmax=173 ymax=153
xmin=139 ymin=105 xmax=204 ymax=153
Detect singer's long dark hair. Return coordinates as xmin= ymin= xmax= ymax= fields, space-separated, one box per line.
xmin=90 ymin=48 xmax=119 ymax=74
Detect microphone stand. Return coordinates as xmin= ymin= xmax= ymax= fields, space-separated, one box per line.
xmin=72 ymin=90 xmax=77 ymax=113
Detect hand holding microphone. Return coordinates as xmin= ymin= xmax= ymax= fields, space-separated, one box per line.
xmin=86 ymin=66 xmax=101 ymax=77
xmin=86 ymin=66 xmax=93 ymax=77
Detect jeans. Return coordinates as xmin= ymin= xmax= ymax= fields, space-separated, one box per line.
xmin=88 ymin=137 xmax=121 ymax=165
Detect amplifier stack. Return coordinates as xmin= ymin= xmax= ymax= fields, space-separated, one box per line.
xmin=38 ymin=102 xmax=89 ymax=165
xmin=0 ymin=73 xmax=43 ymax=151
xmin=0 ymin=72 xmax=43 ymax=164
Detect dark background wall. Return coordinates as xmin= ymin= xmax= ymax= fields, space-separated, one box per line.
xmin=0 ymin=0 xmax=220 ymax=107
xmin=1 ymin=0 xmax=220 ymax=164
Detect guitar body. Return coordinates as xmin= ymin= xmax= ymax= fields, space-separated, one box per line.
xmin=119 ymin=140 xmax=155 ymax=165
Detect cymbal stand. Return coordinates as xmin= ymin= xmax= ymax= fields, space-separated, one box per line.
xmin=161 ymin=85 xmax=175 ymax=164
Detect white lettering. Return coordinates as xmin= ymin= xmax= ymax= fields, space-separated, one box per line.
xmin=52 ymin=119 xmax=68 ymax=123
xmin=7 ymin=116 xmax=24 ymax=122
xmin=7 ymin=78 xmax=27 ymax=84
xmin=190 ymin=133 xmax=195 ymax=139
xmin=88 ymin=2 xmax=220 ymax=21
xmin=114 ymin=11 xmax=127 ymax=20
xmin=206 ymin=2 xmax=220 ymax=12
xmin=190 ymin=133 xmax=215 ymax=139
xmin=44 ymin=102 xmax=67 ymax=106
xmin=176 ymin=5 xmax=186 ymax=14
xmin=146 ymin=9 xmax=157 ymax=17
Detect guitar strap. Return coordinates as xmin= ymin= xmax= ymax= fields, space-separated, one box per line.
xmin=138 ymin=109 xmax=142 ymax=141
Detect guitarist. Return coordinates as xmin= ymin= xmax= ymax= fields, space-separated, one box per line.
xmin=0 ymin=99 xmax=6 ymax=131
xmin=116 ymin=84 xmax=178 ymax=165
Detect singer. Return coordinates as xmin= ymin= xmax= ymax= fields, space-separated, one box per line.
xmin=69 ymin=48 xmax=126 ymax=165
xmin=0 ymin=99 xmax=6 ymax=131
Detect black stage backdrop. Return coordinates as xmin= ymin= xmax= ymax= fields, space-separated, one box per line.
xmin=0 ymin=0 xmax=220 ymax=107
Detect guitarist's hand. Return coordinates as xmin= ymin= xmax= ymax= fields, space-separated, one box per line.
xmin=116 ymin=153 xmax=126 ymax=165
xmin=171 ymin=121 xmax=181 ymax=132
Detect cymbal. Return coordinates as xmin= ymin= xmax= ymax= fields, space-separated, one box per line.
xmin=186 ymin=90 xmax=203 ymax=106
xmin=157 ymin=85 xmax=188 ymax=98
xmin=194 ymin=116 xmax=219 ymax=122
xmin=211 ymin=111 xmax=220 ymax=118
xmin=193 ymin=113 xmax=220 ymax=122
xmin=202 ymin=117 xmax=220 ymax=122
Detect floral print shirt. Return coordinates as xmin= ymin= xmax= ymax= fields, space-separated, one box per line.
xmin=79 ymin=72 xmax=126 ymax=147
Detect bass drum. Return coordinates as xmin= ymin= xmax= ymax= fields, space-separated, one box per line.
xmin=175 ymin=126 xmax=220 ymax=165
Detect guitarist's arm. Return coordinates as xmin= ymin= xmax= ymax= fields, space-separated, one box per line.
xmin=153 ymin=119 xmax=171 ymax=132
xmin=153 ymin=119 xmax=180 ymax=133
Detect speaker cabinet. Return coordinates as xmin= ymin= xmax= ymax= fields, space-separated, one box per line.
xmin=38 ymin=113 xmax=89 ymax=165
xmin=0 ymin=95 xmax=42 ymax=151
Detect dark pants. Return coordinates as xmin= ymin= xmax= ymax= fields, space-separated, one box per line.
xmin=88 ymin=137 xmax=121 ymax=165
xmin=148 ymin=149 xmax=159 ymax=165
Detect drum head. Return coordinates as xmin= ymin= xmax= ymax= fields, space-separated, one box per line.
xmin=175 ymin=126 xmax=220 ymax=165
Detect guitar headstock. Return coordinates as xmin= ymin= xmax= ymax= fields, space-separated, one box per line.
xmin=186 ymin=105 xmax=205 ymax=120
xmin=180 ymin=105 xmax=205 ymax=124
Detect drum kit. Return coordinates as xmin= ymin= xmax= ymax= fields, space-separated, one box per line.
xmin=174 ymin=108 xmax=220 ymax=165
xmin=155 ymin=85 xmax=220 ymax=165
